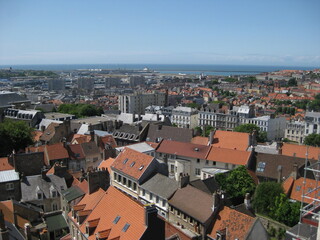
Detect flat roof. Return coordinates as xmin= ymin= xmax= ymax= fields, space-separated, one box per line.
xmin=0 ymin=170 xmax=19 ymax=183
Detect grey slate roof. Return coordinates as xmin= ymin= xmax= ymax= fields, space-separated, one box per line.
xmin=0 ymin=170 xmax=19 ymax=183
xmin=189 ymin=177 xmax=220 ymax=195
xmin=61 ymin=185 xmax=85 ymax=202
xmin=0 ymin=92 xmax=30 ymax=108
xmin=285 ymin=223 xmax=317 ymax=240
xmin=146 ymin=124 xmax=193 ymax=143
xmin=21 ymin=174 xmax=67 ymax=201
xmin=140 ymin=173 xmax=178 ymax=199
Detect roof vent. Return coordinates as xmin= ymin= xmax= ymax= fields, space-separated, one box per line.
xmin=194 ymin=148 xmax=199 ymax=152
xmin=139 ymin=165 xmax=144 ymax=171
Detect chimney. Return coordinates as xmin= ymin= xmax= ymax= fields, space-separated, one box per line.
xmin=41 ymin=125 xmax=45 ymax=132
xmin=212 ymin=192 xmax=219 ymax=212
xmin=244 ymin=193 xmax=251 ymax=209
xmin=209 ymin=130 xmax=216 ymax=144
xmin=156 ymin=114 xmax=160 ymax=121
xmin=144 ymin=204 xmax=157 ymax=226
xmin=292 ymin=163 xmax=298 ymax=180
xmin=24 ymin=223 xmax=32 ymax=240
xmin=0 ymin=210 xmax=9 ymax=240
xmin=90 ymin=130 xmax=94 ymax=142
xmin=277 ymin=165 xmax=282 ymax=183
xmin=41 ymin=167 xmax=48 ymax=180
xmin=157 ymin=124 xmax=162 ymax=131
xmin=178 ymin=173 xmax=189 ymax=188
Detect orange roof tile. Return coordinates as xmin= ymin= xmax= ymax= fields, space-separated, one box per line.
xmin=0 ymin=157 xmax=14 ymax=171
xmin=191 ymin=136 xmax=209 ymax=146
xmin=98 ymin=158 xmax=115 ymax=173
xmin=206 ymin=147 xmax=252 ymax=166
xmin=45 ymin=143 xmax=69 ymax=161
xmin=80 ymin=186 xmax=147 ymax=240
xmin=111 ymin=148 xmax=154 ymax=180
xmin=282 ymin=176 xmax=295 ymax=195
xmin=100 ymin=135 xmax=117 ymax=148
xmin=212 ymin=130 xmax=250 ymax=151
xmin=282 ymin=143 xmax=320 ymax=160
xmin=290 ymin=177 xmax=320 ymax=204
xmin=33 ymin=130 xmax=43 ymax=142
xmin=208 ymin=206 xmax=255 ymax=240
xmin=76 ymin=188 xmax=105 ymax=212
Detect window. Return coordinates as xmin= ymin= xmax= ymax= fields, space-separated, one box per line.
xmin=128 ymin=180 xmax=132 ymax=188
xmin=205 ymin=160 xmax=209 ymax=165
xmin=183 ymin=214 xmax=187 ymax=221
xmin=113 ymin=216 xmax=121 ymax=224
xmin=37 ymin=193 xmax=43 ymax=200
xmin=195 ymin=168 xmax=200 ymax=176
xmin=156 ymin=196 xmax=159 ymax=203
xmin=177 ymin=210 xmax=181 ymax=218
xmin=122 ymin=223 xmax=130 ymax=232
xmin=212 ymin=161 xmax=216 ymax=166
xmin=122 ymin=177 xmax=127 ymax=185
xmin=51 ymin=190 xmax=57 ymax=198
xmin=189 ymin=218 xmax=194 ymax=225
xmin=149 ymin=193 xmax=153 ymax=200
xmin=52 ymin=203 xmax=58 ymax=211
xmin=170 ymin=206 xmax=174 ymax=213
xmin=162 ymin=200 xmax=166 ymax=207
xmin=5 ymin=183 xmax=14 ymax=190
xmin=130 ymin=162 xmax=135 ymax=167
xmin=142 ymin=189 xmax=145 ymax=196
xmin=118 ymin=175 xmax=122 ymax=182
xmin=133 ymin=183 xmax=137 ymax=191
xmin=170 ymin=165 xmax=174 ymax=173
xmin=197 ymin=159 xmax=200 ymax=163
xmin=114 ymin=172 xmax=117 ymax=180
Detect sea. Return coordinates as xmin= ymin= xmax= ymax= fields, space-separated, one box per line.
xmin=0 ymin=64 xmax=316 ymax=76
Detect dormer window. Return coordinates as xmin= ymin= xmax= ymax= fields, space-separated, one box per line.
xmin=50 ymin=185 xmax=57 ymax=198
xmin=36 ymin=186 xmax=43 ymax=200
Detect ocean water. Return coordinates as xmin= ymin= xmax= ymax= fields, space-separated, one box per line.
xmin=0 ymin=64 xmax=315 ymax=76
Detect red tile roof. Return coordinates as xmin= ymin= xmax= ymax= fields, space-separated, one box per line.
xmin=208 ymin=206 xmax=255 ymax=240
xmin=206 ymin=147 xmax=252 ymax=166
xmin=100 ymin=135 xmax=117 ymax=148
xmin=45 ymin=143 xmax=69 ymax=161
xmin=98 ymin=158 xmax=115 ymax=173
xmin=281 ymin=143 xmax=320 ymax=160
xmin=80 ymin=186 xmax=147 ymax=240
xmin=0 ymin=157 xmax=14 ymax=171
xmin=289 ymin=177 xmax=320 ymax=204
xmin=111 ymin=148 xmax=154 ymax=180
xmin=156 ymin=140 xmax=210 ymax=159
xmin=212 ymin=130 xmax=250 ymax=151
xmin=282 ymin=176 xmax=295 ymax=195
xmin=191 ymin=136 xmax=209 ymax=146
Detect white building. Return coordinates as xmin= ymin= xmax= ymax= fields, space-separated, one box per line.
xmin=244 ymin=116 xmax=286 ymax=141
xmin=305 ymin=111 xmax=320 ymax=135
xmin=172 ymin=106 xmax=198 ymax=129
xmin=285 ymin=121 xmax=305 ymax=144
xmin=118 ymin=92 xmax=167 ymax=114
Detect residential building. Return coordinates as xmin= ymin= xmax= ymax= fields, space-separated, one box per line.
xmin=112 ymin=123 xmax=149 ymax=146
xmin=285 ymin=120 xmax=305 ymax=144
xmin=280 ymin=143 xmax=320 ymax=160
xmin=77 ymin=78 xmax=94 ymax=90
xmin=8 ymin=151 xmax=45 ymax=176
xmin=48 ymin=78 xmax=65 ymax=91
xmin=3 ymin=108 xmax=44 ymax=127
xmin=118 ymin=92 xmax=167 ymax=114
xmin=20 ymin=170 xmax=67 ymax=212
xmin=69 ymin=186 xmax=164 ymax=240
xmin=305 ymin=111 xmax=320 ymax=135
xmin=145 ymin=105 xmax=174 ymax=117
xmin=44 ymin=112 xmax=75 ymax=121
xmin=244 ymin=115 xmax=286 ymax=141
xmin=110 ymin=148 xmax=160 ymax=199
xmin=0 ymin=91 xmax=31 ymax=110
xmin=171 ymin=106 xmax=198 ymax=129
xmin=0 ymin=169 xmax=21 ymax=201
xmin=139 ymin=173 xmax=179 ymax=219
xmin=156 ymin=140 xmax=211 ymax=181
xmin=40 ymin=120 xmax=72 ymax=145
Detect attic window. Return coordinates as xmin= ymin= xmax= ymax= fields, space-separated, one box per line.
xmin=139 ymin=165 xmax=144 ymax=171
xmin=123 ymin=158 xmax=128 ymax=164
xmin=296 ymin=185 xmax=301 ymax=191
xmin=75 ymin=153 xmax=80 ymax=158
xmin=130 ymin=162 xmax=135 ymax=167
xmin=113 ymin=216 xmax=121 ymax=224
xmin=122 ymin=223 xmax=130 ymax=232
xmin=256 ymin=162 xmax=266 ymax=172
xmin=194 ymin=148 xmax=199 ymax=152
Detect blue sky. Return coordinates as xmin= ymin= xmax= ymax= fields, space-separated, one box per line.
xmin=0 ymin=0 xmax=319 ymax=66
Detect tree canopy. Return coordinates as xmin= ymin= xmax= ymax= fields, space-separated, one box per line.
xmin=215 ymin=166 xmax=256 ymax=201
xmin=0 ymin=120 xmax=34 ymax=157
xmin=253 ymin=182 xmax=284 ymax=214
xmin=234 ymin=123 xmax=267 ymax=142
xmin=58 ymin=103 xmax=104 ymax=118
xmin=304 ymin=133 xmax=320 ymax=147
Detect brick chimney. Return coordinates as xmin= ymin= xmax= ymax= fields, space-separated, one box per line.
xmin=178 ymin=173 xmax=189 ymax=189
xmin=292 ymin=163 xmax=298 ymax=180
xmin=244 ymin=193 xmax=251 ymax=209
xmin=144 ymin=204 xmax=157 ymax=226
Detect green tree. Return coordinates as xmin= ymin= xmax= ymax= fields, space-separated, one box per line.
xmin=216 ymin=166 xmax=256 ymax=200
xmin=58 ymin=103 xmax=103 ymax=118
xmin=253 ymin=182 xmax=284 ymax=215
xmin=269 ymin=193 xmax=300 ymax=227
xmin=0 ymin=120 xmax=34 ymax=157
xmin=304 ymin=133 xmax=320 ymax=147
xmin=288 ymin=78 xmax=297 ymax=86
